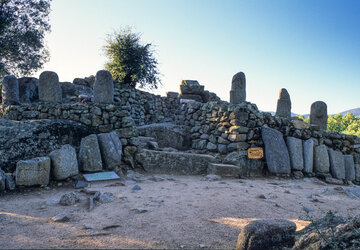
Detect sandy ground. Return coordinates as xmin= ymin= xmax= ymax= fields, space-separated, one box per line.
xmin=0 ymin=174 xmax=359 ymax=249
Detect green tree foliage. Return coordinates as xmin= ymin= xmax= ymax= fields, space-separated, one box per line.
xmin=103 ymin=27 xmax=161 ymax=89
xmin=298 ymin=113 xmax=360 ymax=137
xmin=0 ymin=0 xmax=51 ymax=78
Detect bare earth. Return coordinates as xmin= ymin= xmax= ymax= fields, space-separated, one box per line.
xmin=1 ymin=174 xmax=359 ymax=249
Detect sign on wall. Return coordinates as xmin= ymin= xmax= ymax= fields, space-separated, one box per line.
xmin=248 ymin=147 xmax=264 ymax=159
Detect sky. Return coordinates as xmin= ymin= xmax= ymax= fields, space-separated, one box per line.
xmin=35 ymin=0 xmax=360 ymax=115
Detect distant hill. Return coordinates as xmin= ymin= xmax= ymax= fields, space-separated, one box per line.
xmin=264 ymin=107 xmax=360 ymax=118
xmin=339 ymin=108 xmax=360 ymax=117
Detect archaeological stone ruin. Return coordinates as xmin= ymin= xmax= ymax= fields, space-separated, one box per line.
xmin=1 ymin=70 xmax=360 ymax=192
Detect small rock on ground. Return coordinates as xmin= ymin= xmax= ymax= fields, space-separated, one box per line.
xmin=51 ymin=212 xmax=71 ymax=222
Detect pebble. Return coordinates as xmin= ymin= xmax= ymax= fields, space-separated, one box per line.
xmin=305 ymin=193 xmax=313 ymax=198
xmin=131 ymin=208 xmax=148 ymax=213
xmin=203 ymin=174 xmax=221 ymax=181
xmin=257 ymin=194 xmax=270 ymax=199
xmin=99 ymin=192 xmax=115 ymax=203
xmin=303 ymin=206 xmax=313 ymax=213
xmin=75 ymin=180 xmax=87 ymax=189
xmin=84 ymin=224 xmax=95 ymax=229
xmin=59 ymin=192 xmax=80 ymax=206
xmin=155 ymin=197 xmax=164 ymax=203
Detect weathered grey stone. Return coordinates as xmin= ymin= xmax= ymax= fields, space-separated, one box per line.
xmin=18 ymin=77 xmax=38 ymax=103
xmin=60 ymin=192 xmax=80 ymax=206
xmin=230 ymin=72 xmax=246 ymax=104
xmin=49 ymin=144 xmax=78 ymax=180
xmin=0 ymin=170 xmax=5 ymax=191
xmin=314 ymin=145 xmax=330 ymax=173
xmin=179 ymin=94 xmax=203 ymax=102
xmin=344 ymin=154 xmax=355 ymax=181
xmin=137 ymin=123 xmax=191 ymax=150
xmin=275 ymin=88 xmax=291 ymax=118
xmin=303 ymin=138 xmax=314 ymax=173
xmin=5 ymin=175 xmax=15 ymax=190
xmin=206 ymin=142 xmax=217 ymax=151
xmin=355 ymin=164 xmax=360 ymax=182
xmin=310 ymin=101 xmax=327 ymax=130
xmin=97 ymin=131 xmax=122 ymax=170
xmin=180 ymin=80 xmax=204 ymax=95
xmin=217 ymin=144 xmax=228 ymax=154
xmin=207 ymin=163 xmax=242 ymax=178
xmin=1 ymin=75 xmax=19 ymax=104
xmin=286 ymin=137 xmax=304 ymax=171
xmin=16 ymin=156 xmax=51 ymax=186
xmin=236 ymin=219 xmax=296 ymax=250
xmin=79 ymin=134 xmax=103 ymax=172
xmin=39 ymin=71 xmax=62 ymax=102
xmin=135 ymin=149 xmax=215 ymax=175
xmin=261 ymin=126 xmax=291 ymax=174
xmin=223 ymin=151 xmax=264 ymax=177
xmin=52 ymin=212 xmax=71 ymax=222
xmin=328 ymin=149 xmax=345 ymax=179
xmin=227 ymin=142 xmax=250 ymax=151
xmin=93 ymin=70 xmax=114 ymax=103
xmin=166 ymin=91 xmax=179 ymax=99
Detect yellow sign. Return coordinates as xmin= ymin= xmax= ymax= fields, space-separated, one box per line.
xmin=248 ymin=148 xmax=264 ymax=159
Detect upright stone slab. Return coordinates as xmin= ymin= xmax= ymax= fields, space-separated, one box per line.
xmin=16 ymin=157 xmax=51 ymax=186
xmin=344 ymin=154 xmax=355 ymax=181
xmin=97 ymin=131 xmax=122 ymax=170
xmin=79 ymin=134 xmax=103 ymax=172
xmin=230 ymin=72 xmax=246 ymax=104
xmin=39 ymin=71 xmax=62 ymax=102
xmin=261 ymin=126 xmax=291 ymax=174
xmin=303 ymin=138 xmax=314 ymax=173
xmin=93 ymin=70 xmax=114 ymax=103
xmin=286 ymin=137 xmax=304 ymax=171
xmin=1 ymin=75 xmax=19 ymax=104
xmin=310 ymin=101 xmax=327 ymax=130
xmin=18 ymin=77 xmax=38 ymax=103
xmin=314 ymin=145 xmax=330 ymax=173
xmin=275 ymin=88 xmax=291 ymax=118
xmin=328 ymin=149 xmax=345 ymax=180
xmin=49 ymin=144 xmax=79 ymax=180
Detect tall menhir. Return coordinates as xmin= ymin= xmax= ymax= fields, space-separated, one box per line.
xmin=230 ymin=72 xmax=246 ymax=104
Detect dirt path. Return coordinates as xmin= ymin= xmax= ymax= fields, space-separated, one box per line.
xmin=0 ymin=174 xmax=359 ymax=249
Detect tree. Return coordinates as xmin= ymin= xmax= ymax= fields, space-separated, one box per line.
xmin=0 ymin=0 xmax=51 ymax=78
xmin=103 ymin=27 xmax=161 ymax=89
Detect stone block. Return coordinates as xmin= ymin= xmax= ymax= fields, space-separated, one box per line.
xmin=207 ymin=163 xmax=242 ymax=178
xmin=93 ymin=70 xmax=114 ymax=103
xmin=16 ymin=157 xmax=51 ymax=186
xmin=262 ymin=126 xmax=291 ymax=174
xmin=49 ymin=144 xmax=78 ymax=180
xmin=314 ymin=145 xmax=330 ymax=173
xmin=328 ymin=149 xmax=345 ymax=180
xmin=344 ymin=154 xmax=355 ymax=181
xmin=1 ymin=75 xmax=19 ymax=105
xmin=286 ymin=137 xmax=304 ymax=171
xmin=39 ymin=71 xmax=62 ymax=103
xmin=303 ymin=138 xmax=314 ymax=173
xmin=97 ymin=131 xmax=122 ymax=170
xmin=79 ymin=134 xmax=103 ymax=172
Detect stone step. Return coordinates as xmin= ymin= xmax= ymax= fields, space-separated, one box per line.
xmin=135 ymin=149 xmax=216 ymax=175
xmin=207 ymin=163 xmax=243 ymax=178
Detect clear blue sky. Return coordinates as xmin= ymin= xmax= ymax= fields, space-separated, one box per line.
xmin=35 ymin=0 xmax=360 ymax=115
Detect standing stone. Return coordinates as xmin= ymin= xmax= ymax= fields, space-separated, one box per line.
xmin=93 ymin=70 xmax=114 ymax=103
xmin=97 ymin=131 xmax=122 ymax=170
xmin=18 ymin=77 xmax=39 ymax=103
xmin=314 ymin=145 xmax=330 ymax=173
xmin=230 ymin=72 xmax=246 ymax=104
xmin=328 ymin=149 xmax=345 ymax=180
xmin=310 ymin=101 xmax=327 ymax=130
xmin=261 ymin=126 xmax=291 ymax=174
xmin=1 ymin=75 xmax=19 ymax=104
xmin=303 ymin=138 xmax=314 ymax=173
xmin=39 ymin=71 xmax=62 ymax=102
xmin=16 ymin=157 xmax=51 ymax=186
xmin=49 ymin=144 xmax=79 ymax=180
xmin=0 ymin=170 xmax=5 ymax=191
xmin=275 ymin=88 xmax=291 ymax=118
xmin=79 ymin=134 xmax=103 ymax=172
xmin=344 ymin=154 xmax=355 ymax=181
xmin=286 ymin=137 xmax=304 ymax=171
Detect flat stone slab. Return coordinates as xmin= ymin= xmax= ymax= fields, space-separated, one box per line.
xmin=286 ymin=137 xmax=304 ymax=171
xmin=83 ymin=171 xmax=120 ymax=182
xmin=207 ymin=163 xmax=242 ymax=178
xmin=135 ymin=149 xmax=216 ymax=175
xmin=328 ymin=149 xmax=345 ymax=180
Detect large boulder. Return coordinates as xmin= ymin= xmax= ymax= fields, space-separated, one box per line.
xmin=223 ymin=151 xmax=263 ymax=177
xmin=0 ymin=119 xmax=94 ymax=173
xmin=236 ymin=219 xmax=296 ymax=250
xmin=49 ymin=144 xmax=78 ymax=180
xmin=261 ymin=126 xmax=291 ymax=174
xmin=79 ymin=134 xmax=103 ymax=172
xmin=135 ymin=149 xmax=215 ymax=175
xmin=97 ymin=131 xmax=122 ymax=170
xmin=16 ymin=156 xmax=51 ymax=186
xmin=137 ymin=123 xmax=191 ymax=150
